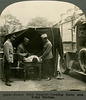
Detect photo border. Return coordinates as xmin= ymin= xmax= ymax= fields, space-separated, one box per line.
xmin=0 ymin=0 xmax=86 ymax=100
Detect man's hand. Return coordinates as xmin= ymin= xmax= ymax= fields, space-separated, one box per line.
xmin=28 ymin=53 xmax=32 ymax=56
xmin=8 ymin=58 xmax=13 ymax=63
xmin=39 ymin=56 xmax=42 ymax=59
xmin=23 ymin=53 xmax=28 ymax=57
xmin=39 ymin=56 xmax=42 ymax=62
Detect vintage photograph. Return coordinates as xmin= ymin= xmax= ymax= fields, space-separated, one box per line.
xmin=0 ymin=1 xmax=86 ymax=91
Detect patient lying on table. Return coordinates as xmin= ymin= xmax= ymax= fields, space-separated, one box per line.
xmin=23 ymin=55 xmax=42 ymax=62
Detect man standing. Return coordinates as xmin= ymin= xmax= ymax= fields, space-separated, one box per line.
xmin=4 ymin=34 xmax=16 ymax=86
xmin=40 ymin=34 xmax=53 ymax=81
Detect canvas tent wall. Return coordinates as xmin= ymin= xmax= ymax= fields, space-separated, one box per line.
xmin=5 ymin=27 xmax=63 ymax=76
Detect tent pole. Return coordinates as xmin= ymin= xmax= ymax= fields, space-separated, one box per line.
xmin=50 ymin=28 xmax=56 ymax=76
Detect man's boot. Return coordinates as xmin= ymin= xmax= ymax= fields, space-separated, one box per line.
xmin=5 ymin=82 xmax=12 ymax=86
xmin=9 ymin=80 xmax=14 ymax=83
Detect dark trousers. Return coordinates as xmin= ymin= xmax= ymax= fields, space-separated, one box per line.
xmin=4 ymin=61 xmax=11 ymax=83
xmin=42 ymin=59 xmax=53 ymax=78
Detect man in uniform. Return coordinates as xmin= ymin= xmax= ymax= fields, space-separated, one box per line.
xmin=40 ymin=34 xmax=53 ymax=81
xmin=4 ymin=34 xmax=16 ymax=86
xmin=17 ymin=37 xmax=30 ymax=63
xmin=17 ymin=37 xmax=30 ymax=60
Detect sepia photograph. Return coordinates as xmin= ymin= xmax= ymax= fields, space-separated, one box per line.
xmin=0 ymin=0 xmax=86 ymax=93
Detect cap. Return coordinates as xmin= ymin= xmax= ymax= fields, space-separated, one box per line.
xmin=41 ymin=34 xmax=47 ymax=38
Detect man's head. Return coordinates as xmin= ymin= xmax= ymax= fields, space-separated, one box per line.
xmin=23 ymin=37 xmax=29 ymax=45
xmin=10 ymin=34 xmax=16 ymax=42
xmin=41 ymin=34 xmax=48 ymax=43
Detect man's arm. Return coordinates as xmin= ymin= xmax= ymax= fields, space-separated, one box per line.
xmin=17 ymin=46 xmax=27 ymax=57
xmin=4 ymin=43 xmax=10 ymax=62
xmin=41 ymin=43 xmax=52 ymax=59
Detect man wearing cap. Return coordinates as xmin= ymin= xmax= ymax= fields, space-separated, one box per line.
xmin=4 ymin=34 xmax=16 ymax=86
xmin=40 ymin=34 xmax=53 ymax=81
xmin=17 ymin=37 xmax=30 ymax=62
